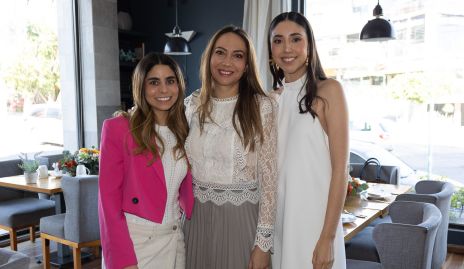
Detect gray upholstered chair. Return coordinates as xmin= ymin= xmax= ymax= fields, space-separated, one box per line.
xmin=347 ymin=201 xmax=442 ymax=269
xmin=0 ymin=248 xmax=30 ymax=269
xmin=396 ymin=180 xmax=454 ymax=269
xmin=346 ymin=180 xmax=453 ymax=266
xmin=40 ymin=175 xmax=100 ymax=269
xmin=0 ymin=187 xmax=55 ymax=250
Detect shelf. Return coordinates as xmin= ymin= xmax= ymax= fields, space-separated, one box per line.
xmin=119 ymin=61 xmax=137 ymax=69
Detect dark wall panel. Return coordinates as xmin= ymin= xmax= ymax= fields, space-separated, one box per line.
xmin=128 ymin=0 xmax=244 ymax=94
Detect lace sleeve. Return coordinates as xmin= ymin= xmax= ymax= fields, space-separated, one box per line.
xmin=254 ymin=96 xmax=278 ymax=252
xmin=184 ymin=90 xmax=199 ymax=126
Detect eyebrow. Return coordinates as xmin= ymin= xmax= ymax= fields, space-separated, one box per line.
xmin=146 ymin=75 xmax=176 ymax=81
xmin=272 ymin=33 xmax=304 ymax=38
xmin=215 ymin=46 xmax=245 ymax=54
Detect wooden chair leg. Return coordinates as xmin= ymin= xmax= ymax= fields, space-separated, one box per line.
xmin=29 ymin=226 xmax=36 ymax=242
xmin=73 ymin=247 xmax=82 ymax=269
xmin=41 ymin=236 xmax=51 ymax=269
xmin=93 ymin=246 xmax=100 ymax=258
xmin=9 ymin=228 xmax=18 ymax=251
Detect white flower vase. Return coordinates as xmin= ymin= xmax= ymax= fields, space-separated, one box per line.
xmin=118 ymin=12 xmax=133 ymax=31
xmin=24 ymin=171 xmax=38 ymax=184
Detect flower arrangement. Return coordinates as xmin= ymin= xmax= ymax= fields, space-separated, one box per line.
xmin=18 ymin=152 xmax=41 ymax=173
xmin=347 ymin=177 xmax=369 ymax=197
xmin=57 ymin=150 xmax=78 ymax=176
xmin=56 ymin=147 xmax=100 ymax=177
xmin=75 ymin=146 xmax=100 ymax=175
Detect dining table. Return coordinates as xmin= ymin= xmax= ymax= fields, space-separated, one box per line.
xmin=343 ymin=183 xmax=412 ymax=241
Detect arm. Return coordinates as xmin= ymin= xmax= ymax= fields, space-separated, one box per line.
xmin=249 ymin=97 xmax=278 ymax=269
xmin=313 ymin=80 xmax=349 ymax=269
xmin=184 ymin=90 xmax=199 ymax=126
xmin=98 ymin=118 xmax=137 ymax=269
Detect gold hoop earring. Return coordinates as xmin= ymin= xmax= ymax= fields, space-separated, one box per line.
xmin=269 ymin=59 xmax=280 ymax=71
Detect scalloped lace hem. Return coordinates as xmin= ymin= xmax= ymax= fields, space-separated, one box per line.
xmin=193 ymin=178 xmax=259 ymax=206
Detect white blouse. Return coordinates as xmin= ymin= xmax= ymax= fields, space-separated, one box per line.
xmin=185 ymin=91 xmax=278 ymax=252
xmin=157 ymin=125 xmax=188 ymax=224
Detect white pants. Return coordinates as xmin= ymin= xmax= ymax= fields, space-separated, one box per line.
xmin=103 ymin=213 xmax=185 ymax=269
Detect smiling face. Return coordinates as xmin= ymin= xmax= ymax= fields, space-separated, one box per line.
xmin=144 ymin=64 xmax=179 ymax=125
xmin=209 ymin=32 xmax=247 ymax=97
xmin=270 ymin=20 xmax=309 ymax=82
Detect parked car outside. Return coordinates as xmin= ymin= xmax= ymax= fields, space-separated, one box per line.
xmin=23 ymin=103 xmax=63 ymax=146
xmin=349 ymin=118 xmax=396 ymax=151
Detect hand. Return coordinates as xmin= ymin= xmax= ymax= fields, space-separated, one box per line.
xmin=123 ymin=266 xmax=138 ymax=269
xmin=248 ymin=246 xmax=270 ymax=269
xmin=312 ymin=237 xmax=334 ymax=269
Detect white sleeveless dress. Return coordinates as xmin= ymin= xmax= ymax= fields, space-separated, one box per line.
xmin=272 ymin=76 xmax=346 ymax=269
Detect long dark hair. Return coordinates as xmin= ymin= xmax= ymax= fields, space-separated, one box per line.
xmin=198 ymin=25 xmax=266 ymax=151
xmin=118 ymin=52 xmax=188 ymax=164
xmin=268 ymin=12 xmax=327 ymax=118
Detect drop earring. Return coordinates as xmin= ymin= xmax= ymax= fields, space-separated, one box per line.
xmin=305 ymin=57 xmax=309 ymax=66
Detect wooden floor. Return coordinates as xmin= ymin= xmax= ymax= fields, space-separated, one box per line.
xmin=2 ymin=238 xmax=464 ymax=269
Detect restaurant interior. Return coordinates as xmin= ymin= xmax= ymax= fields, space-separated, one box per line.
xmin=1 ymin=0 xmax=463 ymax=268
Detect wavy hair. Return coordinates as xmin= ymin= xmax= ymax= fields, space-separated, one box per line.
xmin=117 ymin=52 xmax=188 ymax=164
xmin=268 ymin=12 xmax=327 ymax=118
xmin=198 ymin=25 xmax=266 ymax=151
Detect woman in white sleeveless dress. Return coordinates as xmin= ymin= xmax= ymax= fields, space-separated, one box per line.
xmin=268 ymin=12 xmax=348 ymax=269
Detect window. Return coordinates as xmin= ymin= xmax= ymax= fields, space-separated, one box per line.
xmin=0 ymin=0 xmax=63 ymax=159
xmin=305 ymin=0 xmax=464 ymax=191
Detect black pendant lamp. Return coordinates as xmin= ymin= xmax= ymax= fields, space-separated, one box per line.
xmin=360 ymin=0 xmax=395 ymax=41
xmin=164 ymin=0 xmax=191 ymax=55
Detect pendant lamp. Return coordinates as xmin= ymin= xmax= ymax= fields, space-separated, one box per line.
xmin=164 ymin=0 xmax=191 ymax=55
xmin=360 ymin=0 xmax=395 ymax=41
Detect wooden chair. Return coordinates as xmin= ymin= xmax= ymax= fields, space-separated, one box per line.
xmin=40 ymin=176 xmax=100 ymax=269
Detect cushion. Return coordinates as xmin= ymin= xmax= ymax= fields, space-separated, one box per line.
xmin=345 ymin=226 xmax=380 ymax=262
xmin=40 ymin=213 xmax=65 ymax=238
xmin=0 ymin=198 xmax=55 ymax=227
xmin=346 ymin=259 xmax=382 ymax=269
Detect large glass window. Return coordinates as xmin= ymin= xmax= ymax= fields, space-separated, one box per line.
xmin=305 ymin=0 xmax=464 ymax=192
xmin=0 ymin=0 xmax=63 ymax=160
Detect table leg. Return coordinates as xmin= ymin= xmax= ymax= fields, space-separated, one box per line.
xmin=52 ymin=192 xmax=71 ymax=264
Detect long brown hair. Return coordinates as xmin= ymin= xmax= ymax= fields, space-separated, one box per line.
xmin=198 ymin=25 xmax=266 ymax=151
xmin=268 ymin=12 xmax=327 ymax=118
xmin=119 ymin=52 xmax=188 ymax=164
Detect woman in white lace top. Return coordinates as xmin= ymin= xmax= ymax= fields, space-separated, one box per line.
xmin=183 ymin=25 xmax=278 ymax=269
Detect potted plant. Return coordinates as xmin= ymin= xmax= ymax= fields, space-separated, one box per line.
xmin=18 ymin=152 xmax=41 ymax=184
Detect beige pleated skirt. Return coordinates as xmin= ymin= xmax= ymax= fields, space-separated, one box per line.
xmin=103 ymin=213 xmax=185 ymax=269
xmin=184 ymin=198 xmax=260 ymax=269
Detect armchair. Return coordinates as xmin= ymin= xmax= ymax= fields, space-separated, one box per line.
xmin=347 ymin=201 xmax=442 ymax=269
xmin=396 ymin=180 xmax=454 ymax=269
xmin=0 ymin=248 xmax=30 ymax=269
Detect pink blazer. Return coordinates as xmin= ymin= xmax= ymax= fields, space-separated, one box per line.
xmin=98 ymin=116 xmax=194 ymax=269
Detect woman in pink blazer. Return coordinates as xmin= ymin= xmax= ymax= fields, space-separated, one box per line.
xmin=98 ymin=53 xmax=194 ymax=269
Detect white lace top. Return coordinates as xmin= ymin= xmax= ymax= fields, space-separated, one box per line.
xmin=185 ymin=91 xmax=278 ymax=252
